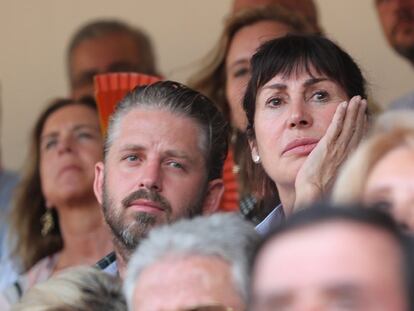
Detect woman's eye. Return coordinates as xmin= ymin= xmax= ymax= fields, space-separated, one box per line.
xmin=79 ymin=131 xmax=93 ymax=138
xmin=233 ymin=67 xmax=249 ymax=78
xmin=44 ymin=140 xmax=57 ymax=150
xmin=312 ymin=91 xmax=329 ymax=102
xmin=265 ymin=97 xmax=283 ymax=108
xmin=77 ymin=132 xmax=94 ymax=140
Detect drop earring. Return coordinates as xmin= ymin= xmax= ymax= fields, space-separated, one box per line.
xmin=41 ymin=201 xmax=55 ymax=237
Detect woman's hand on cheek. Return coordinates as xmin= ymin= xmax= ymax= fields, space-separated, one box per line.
xmin=291 ymin=95 xmax=368 ymax=214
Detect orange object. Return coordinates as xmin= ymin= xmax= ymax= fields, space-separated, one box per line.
xmin=219 ymin=148 xmax=240 ymax=212
xmin=94 ymin=72 xmax=161 ymax=135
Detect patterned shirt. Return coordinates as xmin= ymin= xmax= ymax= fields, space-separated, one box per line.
xmin=95 ymin=251 xmax=118 ymax=276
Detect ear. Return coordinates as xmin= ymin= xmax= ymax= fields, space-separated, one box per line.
xmin=201 ymin=178 xmax=224 ymax=215
xmin=94 ymin=161 xmax=105 ymax=205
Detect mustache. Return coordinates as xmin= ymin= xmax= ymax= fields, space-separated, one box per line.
xmin=121 ymin=189 xmax=171 ymax=212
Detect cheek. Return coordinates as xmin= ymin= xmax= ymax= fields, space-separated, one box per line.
xmin=39 ymin=153 xmax=50 ymax=182
xmin=82 ymin=144 xmax=103 ymax=165
xmin=225 ymin=79 xmax=238 ymax=110
xmin=226 ymin=77 xmax=249 ymax=110
xmin=39 ymin=157 xmax=53 ymax=199
xmin=253 ymin=111 xmax=284 ymax=153
xmin=314 ymin=104 xmax=339 ymax=133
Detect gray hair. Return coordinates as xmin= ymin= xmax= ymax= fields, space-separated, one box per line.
xmin=123 ymin=213 xmax=259 ymax=309
xmin=67 ymin=19 xmax=158 ymax=84
xmin=105 ymin=80 xmax=229 ymax=181
xmin=12 ymin=266 xmax=126 ymax=311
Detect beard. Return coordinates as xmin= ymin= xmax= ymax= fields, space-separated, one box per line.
xmin=394 ymin=42 xmax=414 ymax=64
xmin=101 ymin=178 xmax=207 ymax=255
xmin=390 ymin=15 xmax=414 ymax=64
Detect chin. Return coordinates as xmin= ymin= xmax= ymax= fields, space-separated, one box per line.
xmin=272 ymin=159 xmax=305 ymax=187
xmin=57 ymin=190 xmax=93 ymax=205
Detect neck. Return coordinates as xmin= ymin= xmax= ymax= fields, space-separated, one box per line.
xmin=277 ymin=185 xmax=295 ymax=216
xmin=55 ymin=199 xmax=113 ymax=270
xmin=113 ymin=239 xmax=133 ymax=280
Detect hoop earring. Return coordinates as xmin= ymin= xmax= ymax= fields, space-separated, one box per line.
xmin=41 ymin=209 xmax=54 ymax=237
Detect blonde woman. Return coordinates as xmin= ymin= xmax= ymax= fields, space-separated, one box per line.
xmin=333 ymin=110 xmax=414 ymax=231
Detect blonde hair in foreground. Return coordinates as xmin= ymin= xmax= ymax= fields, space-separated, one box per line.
xmin=12 ymin=266 xmax=126 ymax=311
xmin=332 ymin=110 xmax=414 ymax=204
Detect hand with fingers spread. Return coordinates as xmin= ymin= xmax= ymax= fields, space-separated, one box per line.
xmin=293 ymin=96 xmax=368 ymax=212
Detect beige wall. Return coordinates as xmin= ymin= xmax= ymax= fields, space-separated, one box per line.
xmin=1 ymin=0 xmax=413 ymax=171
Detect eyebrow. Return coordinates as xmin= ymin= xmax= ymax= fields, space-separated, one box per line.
xmin=227 ymin=58 xmax=249 ymax=70
xmin=262 ymin=77 xmax=329 ymax=91
xmin=256 ymin=283 xmax=362 ymax=305
xmin=41 ymin=124 xmax=99 ymax=140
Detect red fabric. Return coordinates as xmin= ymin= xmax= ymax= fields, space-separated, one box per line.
xmin=94 ymin=73 xmax=161 ymax=135
xmin=218 ymin=149 xmax=239 ymax=212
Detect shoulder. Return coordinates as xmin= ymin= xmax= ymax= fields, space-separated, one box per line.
xmin=0 ymin=254 xmax=57 ymax=306
xmin=389 ymin=91 xmax=414 ymax=110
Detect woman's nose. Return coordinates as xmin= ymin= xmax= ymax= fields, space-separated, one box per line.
xmin=287 ymin=101 xmax=313 ymax=129
xmin=57 ymin=136 xmax=74 ymax=154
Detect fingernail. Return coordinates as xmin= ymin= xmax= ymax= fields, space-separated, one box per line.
xmin=342 ymin=101 xmax=348 ymax=108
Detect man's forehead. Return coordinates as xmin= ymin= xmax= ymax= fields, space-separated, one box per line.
xmin=119 ymin=106 xmax=198 ymax=131
xmin=109 ymin=107 xmax=206 ymax=155
xmin=262 ymin=220 xmax=401 ymax=261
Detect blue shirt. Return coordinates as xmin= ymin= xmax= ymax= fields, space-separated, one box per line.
xmin=0 ymin=170 xmax=19 ymax=290
xmin=255 ymin=204 xmax=284 ymax=235
xmin=0 ymin=170 xmax=18 ymax=213
xmin=389 ymin=91 xmax=414 ymax=110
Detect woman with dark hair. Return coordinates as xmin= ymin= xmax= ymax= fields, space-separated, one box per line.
xmin=243 ymin=34 xmax=369 ymax=232
xmin=1 ymin=97 xmax=112 ymax=307
xmin=190 ymin=5 xmax=316 ymax=220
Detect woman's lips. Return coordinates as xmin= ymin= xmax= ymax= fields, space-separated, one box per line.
xmin=282 ymin=138 xmax=319 ymax=156
xmin=58 ymin=165 xmax=82 ymax=177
